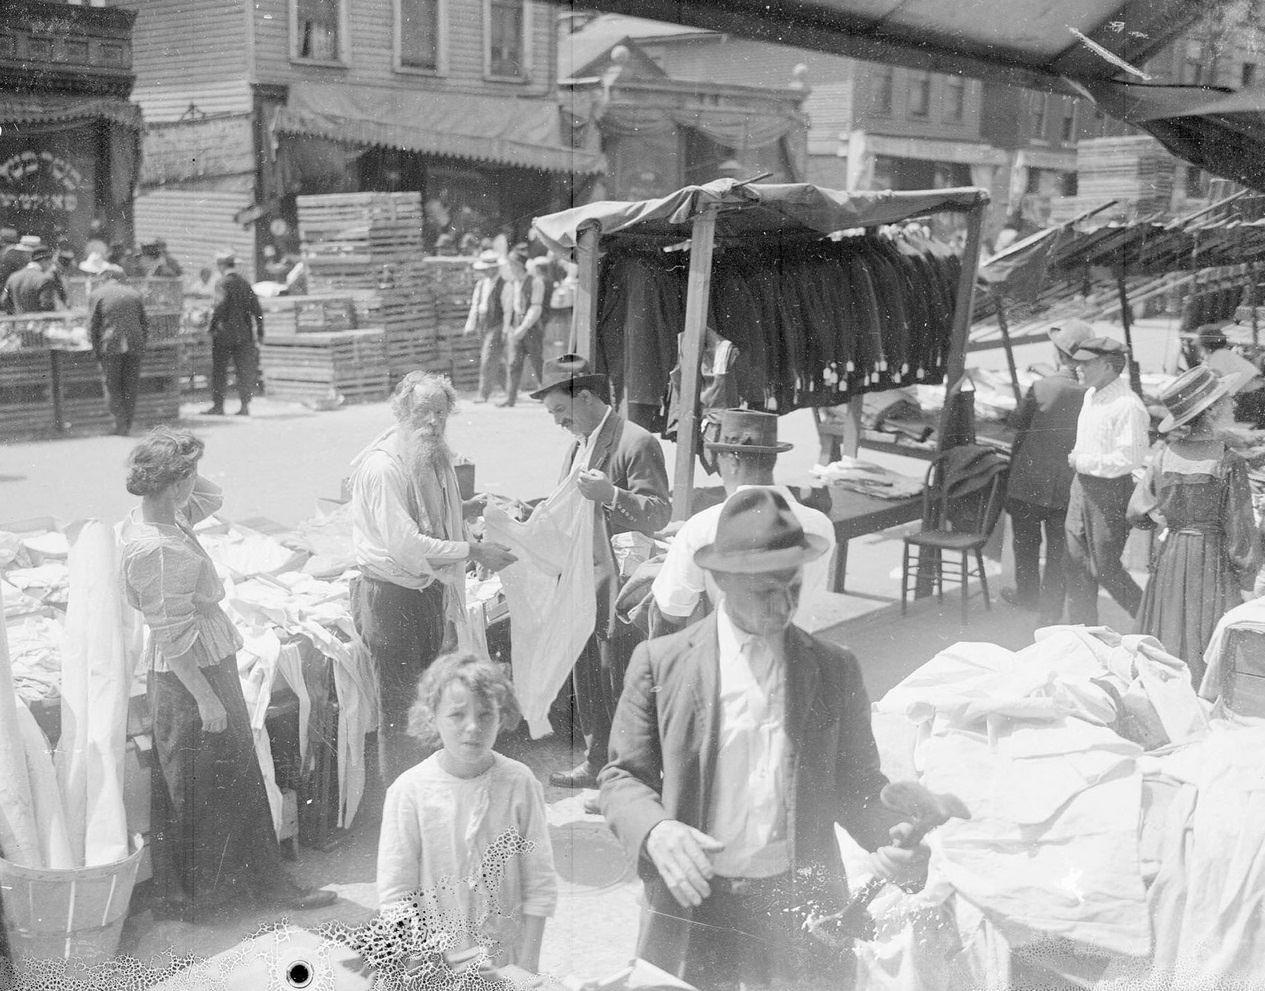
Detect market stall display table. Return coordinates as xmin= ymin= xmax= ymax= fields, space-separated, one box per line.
xmin=826 ymin=487 xmax=924 ymax=593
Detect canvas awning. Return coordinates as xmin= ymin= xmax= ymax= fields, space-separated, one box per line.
xmin=0 ymin=93 xmax=143 ymax=131
xmin=532 ymin=178 xmax=988 ymax=252
xmin=274 ymin=84 xmax=605 ymax=176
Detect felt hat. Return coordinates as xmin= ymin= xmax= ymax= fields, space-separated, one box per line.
xmin=1070 ymin=336 xmax=1127 ymax=360
xmin=78 ymin=251 xmax=108 ymax=274
xmin=215 ymin=249 xmax=236 ymax=265
xmin=139 ymin=240 xmax=162 ymax=256
xmin=1048 ymin=318 xmax=1095 ymax=357
xmin=529 ymin=353 xmax=608 ymax=400
xmin=694 ymin=488 xmax=829 ymax=574
xmin=703 ymin=409 xmax=792 ymax=454
xmin=471 ymin=249 xmax=501 ymax=271
xmin=30 ymin=246 xmax=52 ymax=262
xmin=1157 ymin=365 xmax=1233 ymax=433
xmin=99 ymin=263 xmax=126 ymax=279
xmin=1182 ymin=323 xmax=1230 ymax=348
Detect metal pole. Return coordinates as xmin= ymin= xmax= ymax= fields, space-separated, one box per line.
xmin=991 ymin=289 xmax=1023 ymax=407
xmin=570 ymin=226 xmax=600 ymax=359
xmin=1116 ymin=268 xmax=1144 ymax=395
xmin=670 ymin=206 xmax=719 ymax=522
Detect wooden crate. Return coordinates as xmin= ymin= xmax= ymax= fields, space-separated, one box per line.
xmin=261 ymin=296 xmax=358 ymax=336
xmin=296 ymin=191 xmax=423 ymax=226
xmin=261 ymin=329 xmax=389 ymax=406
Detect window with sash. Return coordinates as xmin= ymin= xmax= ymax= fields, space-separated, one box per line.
xmin=397 ymin=0 xmax=445 ymax=73
xmin=293 ymin=0 xmax=343 ymax=62
xmin=485 ymin=0 xmax=528 ymax=79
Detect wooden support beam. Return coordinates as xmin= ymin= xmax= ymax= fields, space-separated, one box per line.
xmin=570 ymin=225 xmax=600 ymax=359
xmin=937 ymin=200 xmax=986 ymax=449
xmin=1115 ymin=267 xmax=1144 ymax=396
xmin=670 ymin=206 xmax=719 ymax=522
xmin=991 ymin=289 xmax=1023 ymax=408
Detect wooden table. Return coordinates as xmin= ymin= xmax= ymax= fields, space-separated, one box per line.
xmin=826 ymin=485 xmax=924 ymax=593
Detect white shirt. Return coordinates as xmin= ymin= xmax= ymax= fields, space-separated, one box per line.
xmin=651 ymin=485 xmax=836 ymax=623
xmin=1070 ymin=376 xmax=1151 ymax=479
xmin=707 ymin=607 xmax=790 ymax=878
xmin=351 ymin=448 xmax=469 ymax=589
xmin=579 ymin=406 xmax=613 ymax=471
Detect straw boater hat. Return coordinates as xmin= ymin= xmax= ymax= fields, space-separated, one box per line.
xmin=1048 ymin=318 xmax=1095 ymax=358
xmin=529 ymin=353 xmax=607 ymax=400
xmin=694 ymin=488 xmax=829 ymax=574
xmin=18 ymin=235 xmax=42 ymax=249
xmin=1070 ymin=336 xmax=1127 ymax=361
xmin=471 ymin=249 xmax=501 ymax=271
xmin=704 ymin=409 xmax=792 ymax=454
xmin=1206 ymin=350 xmax=1263 ymax=393
xmin=1157 ymin=365 xmax=1235 ymax=433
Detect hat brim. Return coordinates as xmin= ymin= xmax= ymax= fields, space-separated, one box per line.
xmin=694 ymin=533 xmax=830 ymax=574
xmin=704 ymin=441 xmax=794 ymax=454
xmin=472 ymin=260 xmax=496 ymax=271
xmin=530 ymin=373 xmax=607 ymax=400
xmin=1157 ymin=378 xmax=1233 ymax=433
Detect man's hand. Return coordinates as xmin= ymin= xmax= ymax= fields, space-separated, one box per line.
xmin=576 ymin=468 xmax=616 ymax=506
xmin=870 ymin=822 xmax=930 ymax=892
xmin=468 ymin=541 xmax=516 ymax=572
xmin=645 ymin=820 xmax=724 ymax=908
xmin=462 ymin=493 xmax=488 ymax=519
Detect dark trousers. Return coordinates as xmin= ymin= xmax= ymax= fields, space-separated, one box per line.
xmin=1007 ymin=498 xmax=1069 ymax=623
xmin=350 ymin=576 xmax=447 ymax=786
xmin=573 ymin=622 xmax=641 ymax=771
xmin=1065 ymin=473 xmax=1143 ymax=625
xmin=100 ymin=351 xmax=142 ymax=433
xmin=505 ymin=325 xmax=544 ymax=404
xmin=477 ymin=328 xmax=505 ymax=400
xmin=210 ymin=338 xmax=258 ymax=409
xmin=149 ymin=654 xmax=286 ymax=911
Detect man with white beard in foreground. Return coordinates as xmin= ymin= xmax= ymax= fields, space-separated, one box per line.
xmin=349 ymin=372 xmax=517 ymax=785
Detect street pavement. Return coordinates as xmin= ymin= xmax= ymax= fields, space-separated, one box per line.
xmin=1 ymin=368 xmax=1142 ymax=985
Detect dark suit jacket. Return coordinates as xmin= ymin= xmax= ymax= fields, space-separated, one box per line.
xmin=599 ymin=617 xmax=896 ymax=970
xmin=1006 ymin=369 xmax=1086 ymax=509
xmin=89 ymin=281 xmax=149 ymax=358
xmin=1 ymin=265 xmax=58 ymax=314
xmin=209 ymin=271 xmax=264 ymax=345
xmin=561 ymin=411 xmax=670 ymax=637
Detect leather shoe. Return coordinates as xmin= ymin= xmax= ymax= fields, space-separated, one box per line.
xmin=270 ymin=884 xmax=338 ymax=911
xmin=202 ymin=405 xmax=225 ymax=416
xmin=495 ymin=399 xmax=516 ymax=408
xmin=549 ymin=763 xmax=597 ymax=789
xmin=999 ymin=587 xmax=1037 ymax=611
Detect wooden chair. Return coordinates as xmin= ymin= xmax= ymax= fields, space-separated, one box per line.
xmin=900 ymin=457 xmax=1007 ymax=624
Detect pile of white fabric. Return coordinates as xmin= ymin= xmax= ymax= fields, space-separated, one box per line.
xmin=854 ymin=624 xmax=1265 ymax=991
xmin=810 ymin=457 xmax=925 ymax=500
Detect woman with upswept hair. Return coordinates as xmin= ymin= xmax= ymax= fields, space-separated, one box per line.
xmin=119 ymin=426 xmax=336 ymax=920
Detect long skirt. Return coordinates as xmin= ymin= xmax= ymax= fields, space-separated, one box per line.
xmin=1136 ymin=530 xmax=1236 ymax=685
xmin=149 ymin=654 xmax=285 ymax=910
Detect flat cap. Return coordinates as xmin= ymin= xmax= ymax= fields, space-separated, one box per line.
xmin=1070 ymin=336 xmax=1127 ymax=360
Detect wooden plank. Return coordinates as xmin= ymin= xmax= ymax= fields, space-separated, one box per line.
xmin=937 ymin=199 xmax=987 ymax=451
xmin=671 ymin=207 xmax=719 ymax=522
xmin=571 ymin=227 xmax=600 ymax=358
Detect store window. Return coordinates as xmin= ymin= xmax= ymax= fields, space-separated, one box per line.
xmin=396 ymin=0 xmax=446 ymax=73
xmin=1060 ymin=100 xmax=1077 ymax=143
xmin=871 ymin=66 xmax=894 ymax=115
xmin=485 ymin=0 xmax=529 ymax=79
xmin=1030 ymin=92 xmax=1048 ymax=140
xmin=1243 ymin=63 xmax=1257 ymax=87
xmin=945 ymin=75 xmax=966 ymax=121
xmin=909 ymin=71 xmax=931 ymax=117
xmin=292 ymin=0 xmax=344 ymax=63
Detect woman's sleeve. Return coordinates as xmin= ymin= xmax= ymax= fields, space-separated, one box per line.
xmin=1223 ymin=455 xmax=1261 ymax=590
xmin=376 ymin=781 xmax=423 ymax=908
xmin=183 ymin=475 xmax=224 ymax=525
xmin=123 ymin=542 xmax=202 ymax=662
xmin=517 ymin=775 xmax=557 ymax=918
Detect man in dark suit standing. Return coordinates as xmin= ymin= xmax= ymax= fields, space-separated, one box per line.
xmin=600 ymin=489 xmax=927 ymax=990
xmin=205 ymin=250 xmax=264 ymax=416
xmin=534 ymin=354 xmax=671 ymax=790
xmin=1000 ymin=319 xmax=1091 ymax=624
xmin=88 ymin=263 xmax=149 ymax=436
xmin=1 ymin=243 xmax=60 ymax=314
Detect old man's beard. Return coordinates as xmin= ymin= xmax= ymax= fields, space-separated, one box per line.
xmin=402 ymin=426 xmax=452 ymax=482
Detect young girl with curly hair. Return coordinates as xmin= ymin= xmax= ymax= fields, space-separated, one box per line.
xmin=375 ymin=652 xmax=556 ymax=972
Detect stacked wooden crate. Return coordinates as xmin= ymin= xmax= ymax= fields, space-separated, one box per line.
xmin=1075 ymin=136 xmax=1176 ymax=217
xmin=60 ymin=342 xmax=182 ymax=432
xmin=260 ymin=296 xmax=358 ymax=336
xmin=296 ymin=192 xmax=433 ymax=389
xmin=259 ymin=329 xmax=389 ymax=407
xmin=424 ymin=258 xmax=481 ymax=390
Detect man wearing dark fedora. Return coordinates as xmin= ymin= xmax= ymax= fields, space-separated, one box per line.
xmin=600 ymin=488 xmax=926 ymax=991
xmin=534 ymin=354 xmax=671 ymax=789
xmin=1064 ymin=335 xmax=1151 ymax=626
xmin=205 ymin=250 xmax=264 ymax=416
xmin=651 ymin=409 xmax=835 ymax=635
xmin=999 ymin=320 xmax=1090 ymax=623
xmin=1 ymin=242 xmax=61 ymax=314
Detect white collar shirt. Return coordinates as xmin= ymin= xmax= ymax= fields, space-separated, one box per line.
xmin=1071 ymin=376 xmax=1151 ymax=479
xmin=707 ymin=606 xmax=791 ymax=879
xmin=579 ymin=406 xmax=613 ymax=471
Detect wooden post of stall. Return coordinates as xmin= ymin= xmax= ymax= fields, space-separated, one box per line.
xmin=1115 ymin=267 xmax=1144 ymax=395
xmin=1250 ymin=260 xmax=1261 ymax=347
xmin=991 ymin=288 xmax=1023 ymax=408
xmin=936 ymin=197 xmax=988 ymax=450
xmin=670 ymin=205 xmax=719 ymax=521
xmin=570 ymin=225 xmax=600 ymax=359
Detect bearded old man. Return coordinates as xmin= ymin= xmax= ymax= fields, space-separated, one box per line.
xmin=349 ymin=372 xmax=517 ymax=785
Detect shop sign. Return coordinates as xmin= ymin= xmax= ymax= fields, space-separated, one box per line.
xmin=0 ymin=150 xmax=85 ymax=213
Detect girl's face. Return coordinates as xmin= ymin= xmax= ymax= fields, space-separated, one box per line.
xmin=171 ymin=469 xmax=198 ymax=508
xmin=435 ymin=680 xmax=500 ymax=777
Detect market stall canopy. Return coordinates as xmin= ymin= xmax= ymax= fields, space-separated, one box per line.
xmin=273 ymin=83 xmax=606 ymax=176
xmin=532 ymin=178 xmax=988 ymax=253
xmin=562 ymin=0 xmax=1213 ymax=92
xmin=1079 ymin=81 xmax=1265 ymax=193
xmin=0 ymin=93 xmax=143 ymax=131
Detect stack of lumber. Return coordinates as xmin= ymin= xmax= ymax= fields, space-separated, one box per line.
xmin=260 ymin=329 xmax=389 ymax=406
xmin=260 ymin=296 xmax=358 ymax=336
xmin=1075 ymin=136 xmax=1176 ymax=217
xmin=424 ymin=257 xmax=481 ymax=390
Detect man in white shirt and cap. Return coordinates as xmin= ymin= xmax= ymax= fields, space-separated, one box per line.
xmin=651 ymin=409 xmax=835 ymax=635
xmin=462 ymin=248 xmax=506 ymax=404
xmin=1064 ymin=336 xmax=1151 ymax=625
xmin=348 ymin=371 xmax=517 ymax=785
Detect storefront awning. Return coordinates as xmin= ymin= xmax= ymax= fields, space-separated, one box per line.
xmin=0 ymin=93 xmax=143 ymax=131
xmin=274 ymin=84 xmax=605 ymax=176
